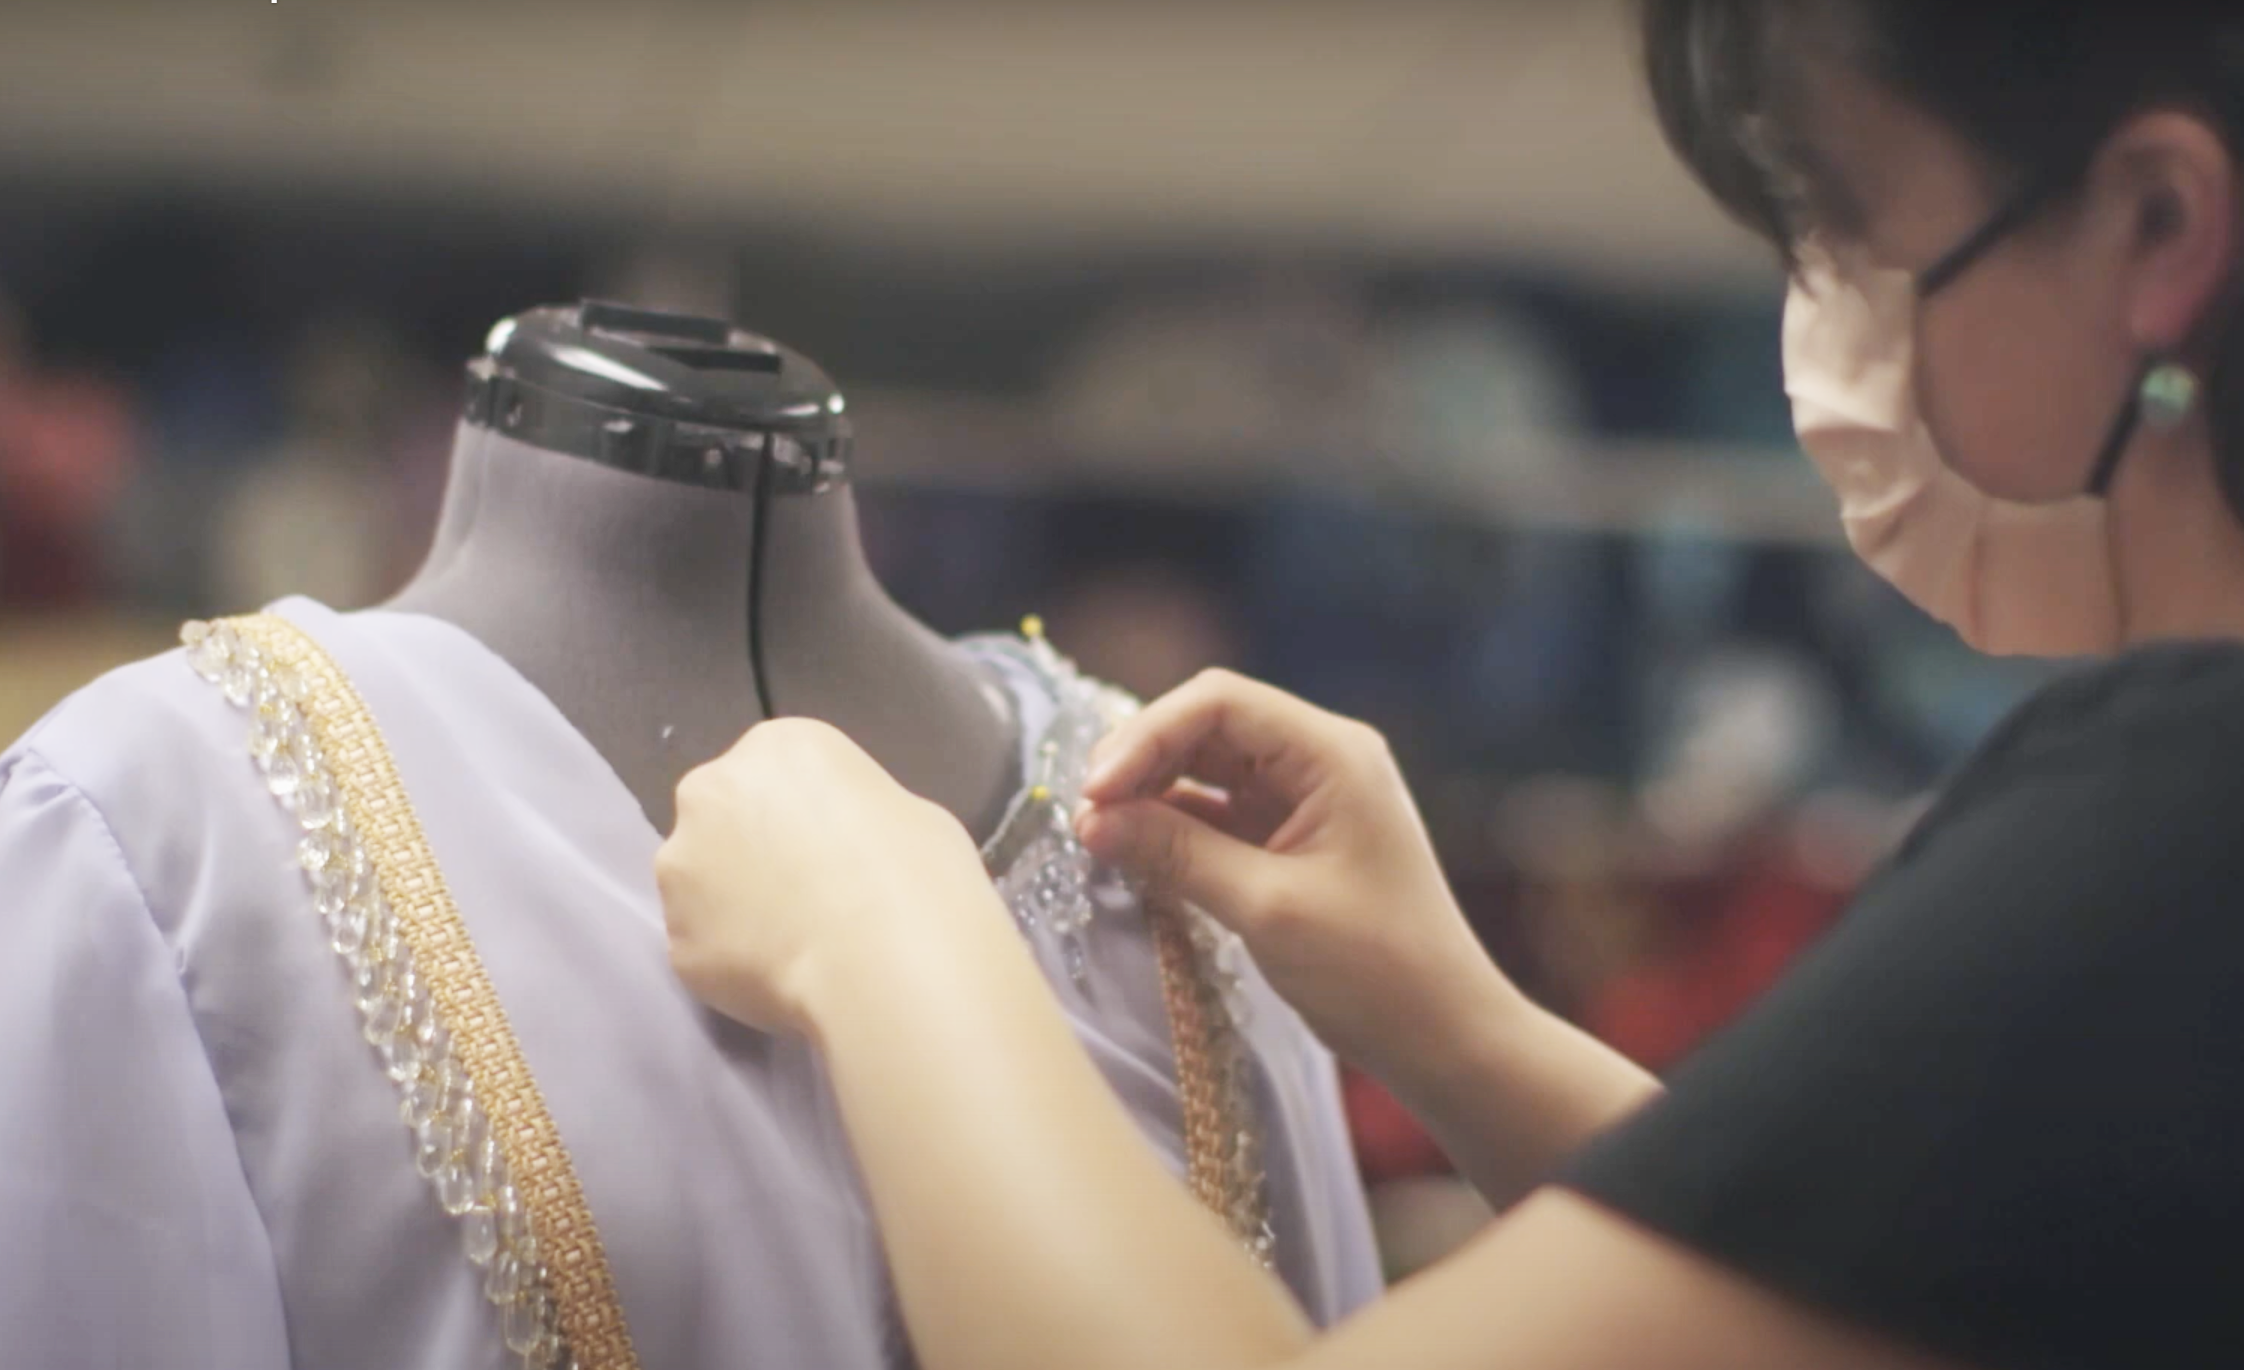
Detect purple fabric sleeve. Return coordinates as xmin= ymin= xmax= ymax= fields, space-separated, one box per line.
xmin=0 ymin=745 xmax=290 ymax=1370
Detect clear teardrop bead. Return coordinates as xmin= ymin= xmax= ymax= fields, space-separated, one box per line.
xmin=222 ymin=659 xmax=257 ymax=708
xmin=249 ymin=709 xmax=286 ymax=766
xmin=415 ymin=1111 xmax=454 ymax=1179
xmin=266 ymin=748 xmax=303 ymax=801
xmin=403 ymin=1072 xmax=443 ymax=1130
xmin=358 ymin=891 xmax=392 ymax=949
xmin=380 ymin=1024 xmax=423 ymax=1083
xmin=364 ymin=992 xmax=403 ymax=1047
xmin=503 ymin=1289 xmax=549 ymax=1356
xmin=354 ymin=955 xmax=391 ymax=1017
xmin=330 ymin=899 xmax=369 ymax=958
xmin=437 ymin=1159 xmax=478 ymax=1216
xmin=314 ymin=870 xmax=351 ymax=921
xmin=451 ymin=1097 xmax=486 ymax=1156
xmin=183 ymin=622 xmax=225 ymax=682
xmin=485 ymin=1249 xmax=525 ymax=1303
xmin=1223 ymin=986 xmax=1256 ymax=1029
xmin=524 ymin=1328 xmax=563 ymax=1370
xmin=462 ymin=1206 xmax=500 ymax=1267
xmin=495 ymin=1183 xmax=526 ymax=1245
xmin=297 ymin=777 xmax=336 ymax=830
xmin=288 ymin=725 xmax=319 ymax=776
xmin=436 ymin=1057 xmax=469 ymax=1116
xmin=298 ymin=829 xmax=335 ymax=874
xmin=474 ymin=1133 xmax=508 ymax=1205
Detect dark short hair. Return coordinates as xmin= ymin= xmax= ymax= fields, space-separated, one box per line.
xmin=1639 ymin=0 xmax=2244 ymax=507
xmin=1641 ymin=1 xmax=2243 ymax=250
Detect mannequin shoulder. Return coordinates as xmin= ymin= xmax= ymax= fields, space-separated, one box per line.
xmin=5 ymin=635 xmax=260 ymax=834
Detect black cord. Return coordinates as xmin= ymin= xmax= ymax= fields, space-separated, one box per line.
xmin=748 ymin=442 xmax=778 ymax=719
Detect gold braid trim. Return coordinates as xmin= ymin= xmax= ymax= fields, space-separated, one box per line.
xmin=1148 ymin=895 xmax=1271 ymax=1258
xmin=1149 ymin=900 xmax=1232 ymax=1220
xmin=228 ymin=614 xmax=641 ymax=1370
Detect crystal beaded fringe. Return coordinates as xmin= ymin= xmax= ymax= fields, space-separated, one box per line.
xmin=975 ymin=621 xmax=1277 ymax=1267
xmin=181 ymin=620 xmax=577 ymax=1370
xmin=977 ymin=621 xmax=1258 ymax=1023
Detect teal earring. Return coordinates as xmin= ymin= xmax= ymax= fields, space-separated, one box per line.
xmin=2140 ymin=360 xmax=2202 ymax=431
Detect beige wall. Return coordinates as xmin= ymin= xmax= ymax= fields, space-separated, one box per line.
xmin=0 ymin=617 xmax=179 ymax=746
xmin=0 ymin=0 xmax=1768 ymax=293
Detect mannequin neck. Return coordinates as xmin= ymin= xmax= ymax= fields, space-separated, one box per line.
xmin=387 ymin=425 xmax=1019 ymax=836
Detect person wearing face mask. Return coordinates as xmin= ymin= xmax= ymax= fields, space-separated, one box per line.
xmin=651 ymin=3 xmax=2244 ymax=1368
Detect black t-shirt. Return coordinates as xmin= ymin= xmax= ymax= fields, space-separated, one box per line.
xmin=1564 ymin=643 xmax=2244 ymax=1370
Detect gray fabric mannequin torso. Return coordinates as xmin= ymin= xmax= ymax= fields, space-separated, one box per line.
xmin=387 ymin=422 xmax=1019 ymax=836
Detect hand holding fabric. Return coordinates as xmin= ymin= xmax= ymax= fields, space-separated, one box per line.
xmin=1074 ymin=669 xmax=1507 ymax=1084
xmin=1076 ymin=669 xmax=1659 ymax=1209
xmin=657 ymin=717 xmax=1005 ymax=1036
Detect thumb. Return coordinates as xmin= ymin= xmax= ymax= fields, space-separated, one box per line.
xmin=1078 ymin=797 xmax=1273 ymax=924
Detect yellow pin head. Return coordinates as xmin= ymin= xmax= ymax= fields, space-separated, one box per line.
xmin=1020 ymin=613 xmax=1046 ymax=641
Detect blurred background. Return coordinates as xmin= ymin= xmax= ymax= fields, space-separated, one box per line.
xmin=0 ymin=0 xmax=2067 ymax=1281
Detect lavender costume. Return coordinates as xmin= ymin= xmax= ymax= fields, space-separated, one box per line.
xmin=0 ymin=597 xmax=1380 ymax=1369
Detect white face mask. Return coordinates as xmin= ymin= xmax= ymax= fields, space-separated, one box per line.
xmin=1777 ymin=140 xmax=2196 ymax=660
xmin=1783 ymin=245 xmax=2131 ymax=657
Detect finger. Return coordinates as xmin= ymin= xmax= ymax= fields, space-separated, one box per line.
xmin=1075 ymin=780 xmax=1274 ymax=849
xmin=1075 ymin=797 xmax=1276 ymax=924
xmin=1160 ymin=780 xmax=1243 ymax=837
xmin=1162 ymin=732 xmax=1286 ymax=811
xmin=1159 ymin=778 xmax=1295 ymax=848
xmin=1083 ymin=670 xmax=1337 ymax=811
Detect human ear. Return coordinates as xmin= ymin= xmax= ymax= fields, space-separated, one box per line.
xmin=2103 ymin=111 xmax=2238 ymax=355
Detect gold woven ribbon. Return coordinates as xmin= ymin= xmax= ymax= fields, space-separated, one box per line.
xmin=229 ymin=614 xmax=641 ymax=1370
xmin=1149 ymin=903 xmax=1234 ymax=1219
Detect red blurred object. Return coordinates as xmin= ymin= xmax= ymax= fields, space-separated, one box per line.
xmin=1342 ymin=1064 xmax=1450 ymax=1183
xmin=0 ymin=369 xmax=139 ymax=606
xmin=1586 ymin=831 xmax=1844 ymax=1071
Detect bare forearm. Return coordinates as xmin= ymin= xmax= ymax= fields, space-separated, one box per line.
xmin=1372 ymin=965 xmax=1663 ymax=1212
xmin=802 ymin=901 xmax=1314 ymax=1370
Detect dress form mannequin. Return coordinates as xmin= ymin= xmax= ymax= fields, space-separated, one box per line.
xmin=411 ymin=419 xmax=486 ymax=585
xmin=388 ymin=302 xmax=1019 ymax=835
xmin=0 ymin=307 xmax=1382 ymax=1370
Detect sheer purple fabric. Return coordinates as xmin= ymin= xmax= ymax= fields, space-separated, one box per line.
xmin=0 ymin=597 xmax=1379 ymax=1369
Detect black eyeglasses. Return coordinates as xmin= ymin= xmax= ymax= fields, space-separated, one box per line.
xmin=1915 ymin=156 xmax=2092 ymax=299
